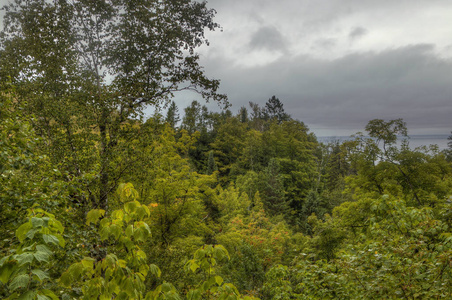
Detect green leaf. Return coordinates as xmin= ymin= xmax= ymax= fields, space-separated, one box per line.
xmin=37 ymin=295 xmax=51 ymax=300
xmin=31 ymin=217 xmax=44 ymax=228
xmin=32 ymin=269 xmax=49 ymax=281
xmin=149 ymin=264 xmax=161 ymax=277
xmin=56 ymin=234 xmax=66 ymax=247
xmin=213 ymin=245 xmax=230 ymax=260
xmin=36 ymin=244 xmax=52 ymax=255
xmin=125 ymin=225 xmax=133 ymax=238
xmin=41 ymin=290 xmax=59 ymax=300
xmin=42 ymin=234 xmax=59 ymax=246
xmin=16 ymin=253 xmax=34 ymax=266
xmin=0 ymin=261 xmax=15 ymax=284
xmin=81 ymin=258 xmax=95 ymax=270
xmin=124 ymin=201 xmax=138 ymax=214
xmin=86 ymin=209 xmax=105 ymax=225
xmin=215 ymin=276 xmax=224 ymax=286
xmin=9 ymin=274 xmax=30 ymax=291
xmin=50 ymin=219 xmax=64 ymax=234
xmin=16 ymin=223 xmax=32 ymax=243
xmin=0 ymin=256 xmax=9 ymax=267
xmin=100 ymin=227 xmax=110 ymax=241
xmin=111 ymin=210 xmax=124 ymax=221
xmin=189 ymin=261 xmax=199 ymax=273
xmin=17 ymin=290 xmax=37 ymax=300
xmin=186 ymin=289 xmax=202 ymax=300
xmin=25 ymin=228 xmax=39 ymax=240
xmin=59 ymin=272 xmax=72 ymax=287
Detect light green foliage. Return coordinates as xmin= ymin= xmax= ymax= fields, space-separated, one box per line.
xmin=60 ymin=183 xmax=154 ymax=299
xmin=185 ymin=245 xmax=257 ymax=300
xmin=344 ymin=119 xmax=452 ymax=207
xmin=0 ymin=206 xmax=65 ymax=300
xmin=211 ymin=118 xmax=248 ymax=182
xmin=209 ymin=184 xmax=250 ymax=226
xmin=293 ymin=195 xmax=452 ymax=299
xmin=262 ymin=265 xmax=293 ymax=300
xmin=217 ymin=193 xmax=294 ymax=276
xmin=0 ymin=88 xmax=67 ymax=255
xmin=305 ymin=214 xmax=347 ymax=261
xmin=1 ymin=0 xmax=226 ymax=212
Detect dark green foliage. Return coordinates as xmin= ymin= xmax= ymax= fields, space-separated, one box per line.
xmin=264 ymin=96 xmax=291 ymax=124
xmin=206 ymin=150 xmax=218 ymax=175
xmin=258 ymin=159 xmax=289 ymax=216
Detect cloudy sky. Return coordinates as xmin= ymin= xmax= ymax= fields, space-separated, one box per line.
xmin=192 ymin=0 xmax=452 ymax=136
xmin=1 ymin=1 xmax=451 ymax=136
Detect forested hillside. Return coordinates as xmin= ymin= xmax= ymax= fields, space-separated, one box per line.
xmin=1 ymin=1 xmax=452 ymax=299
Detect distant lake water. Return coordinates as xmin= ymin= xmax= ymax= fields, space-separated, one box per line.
xmin=318 ymin=135 xmax=450 ymax=151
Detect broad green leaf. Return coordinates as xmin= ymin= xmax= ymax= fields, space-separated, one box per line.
xmin=36 ymin=244 xmax=52 ymax=255
xmin=16 ymin=253 xmax=34 ymax=266
xmin=125 ymin=225 xmax=134 ymax=238
xmin=50 ymin=219 xmax=64 ymax=233
xmin=124 ymin=201 xmax=138 ymax=214
xmin=31 ymin=217 xmax=44 ymax=228
xmin=189 ymin=261 xmax=199 ymax=273
xmin=0 ymin=261 xmax=15 ymax=284
xmin=25 ymin=228 xmax=39 ymax=240
xmin=33 ymin=251 xmax=50 ymax=263
xmin=81 ymin=257 xmax=95 ymax=270
xmin=161 ymin=282 xmax=175 ymax=293
xmin=186 ymin=289 xmax=202 ymax=300
xmin=42 ymin=234 xmax=59 ymax=246
xmin=86 ymin=209 xmax=105 ymax=225
xmin=59 ymin=272 xmax=72 ymax=287
xmin=31 ymin=269 xmax=49 ymax=281
xmin=213 ymin=245 xmax=230 ymax=260
xmin=9 ymin=274 xmax=30 ymax=291
xmin=0 ymin=256 xmax=9 ymax=267
xmin=111 ymin=209 xmax=124 ymax=221
xmin=17 ymin=290 xmax=37 ymax=300
xmin=16 ymin=223 xmax=32 ymax=242
xmin=215 ymin=276 xmax=224 ymax=286
xmin=37 ymin=295 xmax=51 ymax=300
xmin=100 ymin=227 xmax=110 ymax=241
xmin=41 ymin=289 xmax=59 ymax=300
xmin=139 ymin=264 xmax=149 ymax=277
xmin=149 ymin=264 xmax=161 ymax=277
xmin=110 ymin=224 xmax=121 ymax=239
xmin=56 ymin=234 xmax=66 ymax=247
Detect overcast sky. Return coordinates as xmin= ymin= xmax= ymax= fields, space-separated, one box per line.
xmin=1 ymin=0 xmax=451 ymax=136
xmin=192 ymin=0 xmax=452 ymax=136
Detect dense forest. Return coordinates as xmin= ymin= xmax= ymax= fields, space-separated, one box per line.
xmin=1 ymin=1 xmax=452 ymax=299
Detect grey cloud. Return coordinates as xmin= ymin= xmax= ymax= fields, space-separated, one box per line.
xmin=248 ymin=26 xmax=287 ymax=52
xmin=200 ymin=45 xmax=452 ymax=135
xmin=313 ymin=38 xmax=337 ymax=50
xmin=349 ymin=27 xmax=367 ymax=40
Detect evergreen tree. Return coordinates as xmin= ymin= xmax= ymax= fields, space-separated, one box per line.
xmin=239 ymin=106 xmax=249 ymax=123
xmin=264 ymin=96 xmax=291 ymax=124
xmin=259 ymin=158 xmax=290 ymax=216
xmin=206 ymin=150 xmax=218 ymax=175
xmin=165 ymin=101 xmax=181 ymax=129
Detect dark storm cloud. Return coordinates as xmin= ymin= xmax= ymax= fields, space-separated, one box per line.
xmin=248 ymin=26 xmax=287 ymax=52
xmin=202 ymin=44 xmax=452 ymax=135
